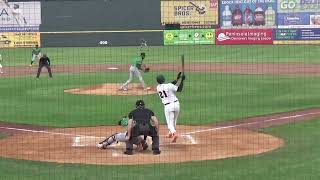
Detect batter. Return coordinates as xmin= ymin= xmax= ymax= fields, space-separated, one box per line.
xmin=156 ymin=72 xmax=185 ymax=143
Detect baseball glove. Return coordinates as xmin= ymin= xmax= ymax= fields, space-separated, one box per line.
xmin=144 ymin=67 xmax=150 ymax=72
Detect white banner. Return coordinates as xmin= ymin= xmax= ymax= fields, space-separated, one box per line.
xmin=0 ymin=0 xmax=41 ymax=27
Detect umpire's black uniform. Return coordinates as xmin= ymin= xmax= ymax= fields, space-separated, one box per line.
xmin=36 ymin=54 xmax=52 ymax=78
xmin=125 ymin=100 xmax=160 ymax=155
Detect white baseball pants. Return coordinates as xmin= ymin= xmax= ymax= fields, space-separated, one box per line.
xmin=32 ymin=53 xmax=41 ymax=62
xmin=122 ymin=65 xmax=146 ymax=88
xmin=164 ymin=102 xmax=180 ymax=134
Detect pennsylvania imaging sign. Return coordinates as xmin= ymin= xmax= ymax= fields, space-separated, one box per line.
xmin=215 ymin=29 xmax=273 ymax=44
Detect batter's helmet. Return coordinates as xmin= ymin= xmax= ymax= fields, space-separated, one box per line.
xmin=156 ymin=74 xmax=165 ymax=84
xmin=136 ymin=100 xmax=145 ymax=108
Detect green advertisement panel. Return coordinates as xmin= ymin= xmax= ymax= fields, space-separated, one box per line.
xmin=164 ymin=29 xmax=215 ymax=45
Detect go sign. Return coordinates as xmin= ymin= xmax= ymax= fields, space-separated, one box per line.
xmin=280 ymin=0 xmax=297 ymax=9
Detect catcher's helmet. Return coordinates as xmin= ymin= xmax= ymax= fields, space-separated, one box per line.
xmin=156 ymin=74 xmax=165 ymax=84
xmin=136 ymin=100 xmax=145 ymax=108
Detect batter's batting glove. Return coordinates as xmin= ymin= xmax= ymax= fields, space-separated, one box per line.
xmin=181 ymin=74 xmax=186 ymax=80
xmin=177 ymin=72 xmax=182 ymax=79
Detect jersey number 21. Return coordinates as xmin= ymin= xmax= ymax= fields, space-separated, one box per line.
xmin=158 ymin=91 xmax=168 ymax=98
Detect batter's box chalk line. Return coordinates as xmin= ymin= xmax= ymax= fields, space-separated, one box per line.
xmin=72 ymin=134 xmax=197 ymax=147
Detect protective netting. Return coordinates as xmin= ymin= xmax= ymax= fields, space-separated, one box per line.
xmin=0 ymin=0 xmax=319 ymax=180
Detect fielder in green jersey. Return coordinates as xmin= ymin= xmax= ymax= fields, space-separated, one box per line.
xmin=30 ymin=44 xmax=42 ymax=66
xmin=120 ymin=52 xmax=150 ymax=91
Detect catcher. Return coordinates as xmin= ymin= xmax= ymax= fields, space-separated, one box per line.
xmin=97 ymin=116 xmax=148 ymax=151
xmin=120 ymin=52 xmax=151 ymax=91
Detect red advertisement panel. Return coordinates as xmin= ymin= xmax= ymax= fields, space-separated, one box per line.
xmin=215 ymin=29 xmax=273 ymax=45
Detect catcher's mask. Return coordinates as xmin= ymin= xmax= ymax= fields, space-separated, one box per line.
xmin=136 ymin=100 xmax=145 ymax=108
xmin=156 ymin=74 xmax=165 ymax=84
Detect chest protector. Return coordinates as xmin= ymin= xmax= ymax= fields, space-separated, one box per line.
xmin=132 ymin=118 xmax=151 ymax=137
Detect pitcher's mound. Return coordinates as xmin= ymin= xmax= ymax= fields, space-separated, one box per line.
xmin=64 ymin=83 xmax=157 ymax=96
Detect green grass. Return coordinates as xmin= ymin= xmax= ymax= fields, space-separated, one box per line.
xmin=0 ymin=45 xmax=319 ymax=66
xmin=0 ymin=72 xmax=320 ymax=127
xmin=0 ymin=118 xmax=319 ymax=180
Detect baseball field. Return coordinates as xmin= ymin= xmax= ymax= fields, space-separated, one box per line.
xmin=0 ymin=45 xmax=320 ymax=179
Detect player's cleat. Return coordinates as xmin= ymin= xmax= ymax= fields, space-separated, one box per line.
xmin=165 ymin=132 xmax=172 ymax=138
xmin=29 ymin=64 xmax=32 ymax=67
xmin=123 ymin=150 xmax=133 ymax=155
xmin=119 ymin=86 xmax=128 ymax=91
xmin=97 ymin=143 xmax=106 ymax=149
xmin=153 ymin=149 xmax=161 ymax=155
xmin=171 ymin=133 xmax=178 ymax=143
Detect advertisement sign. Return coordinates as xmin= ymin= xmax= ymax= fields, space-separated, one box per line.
xmin=0 ymin=1 xmax=41 ymax=31
xmin=277 ymin=0 xmax=320 ymax=28
xmin=164 ymin=29 xmax=215 ymax=45
xmin=274 ymin=29 xmax=320 ymax=44
xmin=220 ymin=0 xmax=277 ymax=29
xmin=277 ymin=0 xmax=320 ymax=13
xmin=161 ymin=0 xmax=218 ymax=28
xmin=0 ymin=32 xmax=40 ymax=48
xmin=215 ymin=29 xmax=273 ymax=44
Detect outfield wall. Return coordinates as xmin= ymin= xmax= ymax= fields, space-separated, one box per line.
xmin=1 ymin=0 xmax=320 ymax=47
xmin=40 ymin=0 xmax=161 ymax=31
xmin=41 ymin=32 xmax=163 ymax=47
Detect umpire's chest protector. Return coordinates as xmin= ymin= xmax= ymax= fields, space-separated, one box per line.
xmin=131 ymin=109 xmax=153 ymax=136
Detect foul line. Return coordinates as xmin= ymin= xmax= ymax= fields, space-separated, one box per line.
xmin=0 ymin=126 xmax=98 ymax=138
xmin=1 ymin=111 xmax=320 ymax=144
xmin=183 ymin=111 xmax=320 ymax=135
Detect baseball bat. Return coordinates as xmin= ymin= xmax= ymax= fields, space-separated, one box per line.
xmin=181 ymin=54 xmax=185 ymax=73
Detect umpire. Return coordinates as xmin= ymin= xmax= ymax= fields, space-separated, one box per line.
xmin=36 ymin=54 xmax=52 ymax=78
xmin=124 ymin=100 xmax=161 ymax=155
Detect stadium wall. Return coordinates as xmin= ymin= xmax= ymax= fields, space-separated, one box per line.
xmin=40 ymin=0 xmax=163 ymax=46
